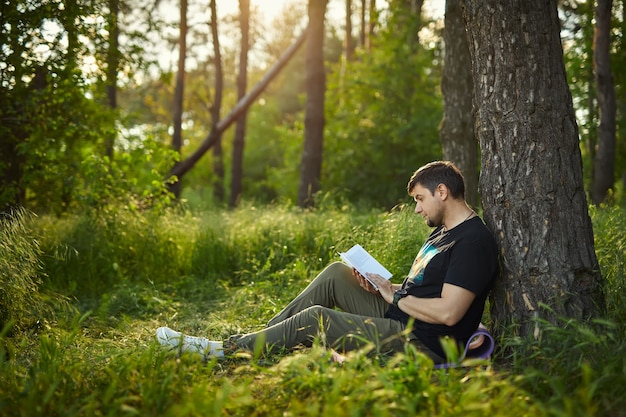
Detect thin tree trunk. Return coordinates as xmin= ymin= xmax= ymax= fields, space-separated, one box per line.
xmin=367 ymin=0 xmax=376 ymax=50
xmin=463 ymin=0 xmax=605 ymax=338
xmin=591 ymin=0 xmax=616 ymax=205
xmin=360 ymin=0 xmax=366 ymax=48
xmin=297 ymin=0 xmax=327 ymax=208
xmin=168 ymin=28 xmax=308 ymax=183
xmin=346 ymin=0 xmax=354 ymax=61
xmin=210 ymin=0 xmax=225 ymax=202
xmin=229 ymin=0 xmax=249 ymax=208
xmin=105 ymin=0 xmax=119 ymax=160
xmin=411 ymin=0 xmax=423 ymax=46
xmin=440 ymin=0 xmax=478 ymax=208
xmin=170 ymin=0 xmax=187 ymax=198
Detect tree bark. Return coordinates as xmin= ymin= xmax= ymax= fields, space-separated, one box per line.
xmin=440 ymin=0 xmax=479 ymax=209
xmin=210 ymin=0 xmax=225 ymax=202
xmin=168 ymin=28 xmax=308 ymax=183
xmin=170 ymin=0 xmax=188 ymax=198
xmin=463 ymin=0 xmax=605 ymax=338
xmin=591 ymin=0 xmax=616 ymax=205
xmin=229 ymin=0 xmax=250 ymax=208
xmin=297 ymin=0 xmax=327 ymax=208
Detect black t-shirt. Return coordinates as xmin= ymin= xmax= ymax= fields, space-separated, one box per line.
xmin=385 ymin=216 xmax=499 ymax=359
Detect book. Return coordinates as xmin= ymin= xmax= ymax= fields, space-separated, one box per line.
xmin=339 ymin=244 xmax=392 ymax=290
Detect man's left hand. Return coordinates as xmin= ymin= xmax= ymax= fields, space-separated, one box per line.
xmin=365 ymin=273 xmax=394 ymax=303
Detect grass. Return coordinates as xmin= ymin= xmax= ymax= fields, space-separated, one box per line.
xmin=1 ymin=202 xmax=625 ymax=416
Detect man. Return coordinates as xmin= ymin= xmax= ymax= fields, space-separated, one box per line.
xmin=156 ymin=161 xmax=499 ymax=363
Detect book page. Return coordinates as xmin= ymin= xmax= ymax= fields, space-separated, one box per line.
xmin=339 ymin=244 xmax=392 ymax=290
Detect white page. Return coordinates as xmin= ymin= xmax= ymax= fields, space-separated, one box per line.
xmin=339 ymin=244 xmax=392 ymax=290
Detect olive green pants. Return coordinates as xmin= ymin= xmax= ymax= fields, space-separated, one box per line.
xmin=229 ymin=262 xmax=440 ymax=359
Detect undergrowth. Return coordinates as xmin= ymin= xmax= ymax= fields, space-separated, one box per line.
xmin=0 ymin=203 xmax=624 ymax=416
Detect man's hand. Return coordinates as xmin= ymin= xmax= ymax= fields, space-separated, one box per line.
xmin=351 ymin=268 xmax=379 ymax=295
xmin=365 ymin=272 xmax=395 ymax=303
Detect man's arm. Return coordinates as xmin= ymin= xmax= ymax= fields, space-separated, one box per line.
xmin=366 ymin=273 xmax=475 ymax=326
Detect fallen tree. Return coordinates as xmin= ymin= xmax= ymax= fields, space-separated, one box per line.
xmin=168 ymin=26 xmax=309 ymax=186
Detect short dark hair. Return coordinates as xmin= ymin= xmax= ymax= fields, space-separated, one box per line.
xmin=407 ymin=161 xmax=466 ymax=199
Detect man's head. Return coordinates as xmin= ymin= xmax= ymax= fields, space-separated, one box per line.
xmin=407 ymin=160 xmax=466 ymax=199
xmin=407 ymin=161 xmax=467 ymax=227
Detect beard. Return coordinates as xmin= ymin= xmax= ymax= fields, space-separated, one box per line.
xmin=425 ymin=212 xmax=443 ymax=228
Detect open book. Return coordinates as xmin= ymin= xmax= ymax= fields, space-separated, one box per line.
xmin=339 ymin=244 xmax=392 ymax=290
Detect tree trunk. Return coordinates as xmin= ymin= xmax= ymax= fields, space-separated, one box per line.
xmin=105 ymin=0 xmax=119 ymax=160
xmin=168 ymin=28 xmax=308 ymax=184
xmin=463 ymin=0 xmax=605 ymax=338
xmin=367 ymin=0 xmax=376 ymax=50
xmin=360 ymin=0 xmax=366 ymax=48
xmin=399 ymin=0 xmax=424 ymax=47
xmin=170 ymin=0 xmax=188 ymax=199
xmin=346 ymin=0 xmax=354 ymax=61
xmin=210 ymin=0 xmax=225 ymax=202
xmin=591 ymin=0 xmax=616 ymax=205
xmin=229 ymin=0 xmax=250 ymax=208
xmin=297 ymin=0 xmax=327 ymax=208
xmin=440 ymin=0 xmax=479 ymax=209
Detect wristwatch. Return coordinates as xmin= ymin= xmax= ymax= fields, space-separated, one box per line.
xmin=392 ymin=288 xmax=409 ymax=307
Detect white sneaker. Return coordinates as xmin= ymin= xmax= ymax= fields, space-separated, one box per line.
xmin=156 ymin=327 xmax=224 ymax=357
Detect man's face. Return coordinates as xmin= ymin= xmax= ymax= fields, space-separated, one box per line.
xmin=410 ymin=184 xmax=444 ymax=228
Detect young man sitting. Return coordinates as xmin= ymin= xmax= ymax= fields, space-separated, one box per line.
xmin=157 ymin=161 xmax=499 ymax=365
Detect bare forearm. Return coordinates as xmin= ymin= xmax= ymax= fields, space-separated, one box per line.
xmin=395 ymin=296 xmax=457 ymax=325
xmin=365 ymin=273 xmax=476 ymax=327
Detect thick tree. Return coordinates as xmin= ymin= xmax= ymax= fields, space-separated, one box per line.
xmin=463 ymin=0 xmax=605 ymax=338
xmin=591 ymin=0 xmax=617 ymax=205
xmin=297 ymin=0 xmax=328 ymax=207
xmin=440 ymin=0 xmax=479 ymax=208
xmin=229 ymin=0 xmax=250 ymax=208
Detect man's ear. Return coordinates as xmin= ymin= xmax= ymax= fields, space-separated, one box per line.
xmin=436 ymin=184 xmax=449 ymax=200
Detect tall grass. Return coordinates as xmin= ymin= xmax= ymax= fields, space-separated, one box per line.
xmin=0 ymin=208 xmax=68 ymax=333
xmin=1 ymin=202 xmax=625 ymax=416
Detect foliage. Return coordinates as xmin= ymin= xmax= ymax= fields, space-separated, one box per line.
xmin=1 ymin=0 xmax=95 ymax=211
xmin=324 ymin=2 xmax=443 ymax=210
xmin=75 ymin=132 xmax=179 ymax=213
xmin=560 ymin=0 xmax=626 ymax=202
xmin=1 ymin=203 xmax=625 ymax=416
xmin=180 ymin=11 xmax=344 ymax=207
xmin=612 ymin=0 xmax=626 ymax=203
xmin=0 ymin=0 xmax=168 ymax=213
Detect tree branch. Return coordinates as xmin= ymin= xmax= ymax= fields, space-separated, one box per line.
xmin=169 ymin=26 xmax=309 ymax=181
